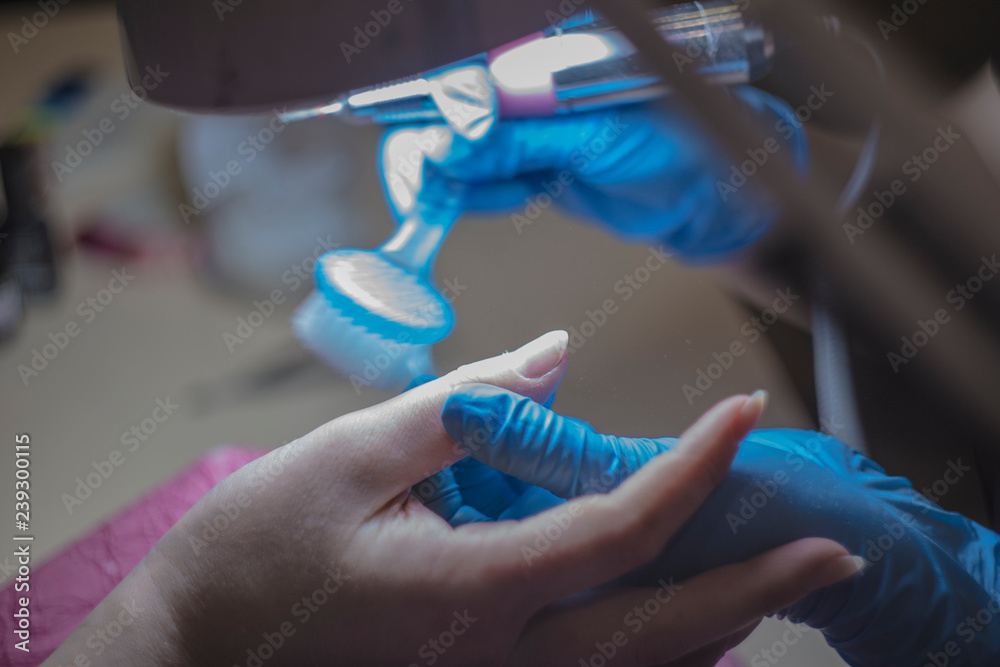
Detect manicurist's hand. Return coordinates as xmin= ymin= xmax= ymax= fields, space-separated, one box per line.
xmin=381 ymin=87 xmax=808 ymax=261
xmin=439 ymin=379 xmax=1000 ymax=666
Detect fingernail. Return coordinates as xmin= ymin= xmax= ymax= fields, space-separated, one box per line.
xmin=515 ymin=330 xmax=569 ymax=379
xmin=739 ymin=390 xmax=769 ymax=421
xmin=809 ymin=555 xmax=866 ymax=590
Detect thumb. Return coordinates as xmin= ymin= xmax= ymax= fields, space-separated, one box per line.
xmin=332 ymin=330 xmax=570 ymax=505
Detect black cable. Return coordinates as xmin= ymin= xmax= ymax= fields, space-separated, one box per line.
xmin=588 ymin=0 xmax=1000 ymax=443
xmin=811 ymin=18 xmax=884 ymax=454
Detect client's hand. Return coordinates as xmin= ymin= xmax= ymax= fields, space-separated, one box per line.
xmin=46 ymin=331 xmax=858 ymax=667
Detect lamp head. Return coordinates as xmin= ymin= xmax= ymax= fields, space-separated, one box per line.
xmin=116 ymin=0 xmax=583 ymax=114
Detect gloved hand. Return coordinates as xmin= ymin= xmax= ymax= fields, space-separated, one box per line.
xmin=436 ymin=383 xmax=1000 ymax=667
xmin=380 ymin=86 xmax=809 ymax=261
xmin=53 ymin=333 xmax=827 ymax=667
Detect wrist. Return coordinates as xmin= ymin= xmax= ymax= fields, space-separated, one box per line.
xmin=43 ymin=543 xmax=194 ymax=667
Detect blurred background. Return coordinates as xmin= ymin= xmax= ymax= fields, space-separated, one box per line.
xmin=1 ymin=1 xmax=999 ymax=664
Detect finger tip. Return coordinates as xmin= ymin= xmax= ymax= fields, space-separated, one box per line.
xmin=795 ymin=536 xmax=851 ymax=560
xmin=449 ymin=332 xmax=568 ymax=400
xmin=517 ymin=330 xmax=569 ymax=380
xmin=809 ymin=552 xmax=866 ymax=591
xmin=680 ymin=394 xmax=759 ymax=450
xmin=777 ymin=538 xmax=862 ymax=590
xmin=737 ymin=390 xmax=768 ymax=424
xmin=708 ymin=391 xmax=766 ymax=444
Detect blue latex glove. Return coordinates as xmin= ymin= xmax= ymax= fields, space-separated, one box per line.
xmin=405 ymin=374 xmax=567 ymax=525
xmin=436 ymin=384 xmax=1000 ymax=667
xmin=380 ymin=87 xmax=809 ymax=261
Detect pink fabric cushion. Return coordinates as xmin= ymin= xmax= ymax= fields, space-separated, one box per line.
xmin=0 ymin=445 xmax=266 ymax=665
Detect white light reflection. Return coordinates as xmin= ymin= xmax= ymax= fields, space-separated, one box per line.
xmin=348 ymin=79 xmax=432 ymax=109
xmin=489 ymin=33 xmax=614 ymax=94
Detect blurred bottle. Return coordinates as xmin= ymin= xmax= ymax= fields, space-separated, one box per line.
xmin=176 ymin=113 xmax=384 ymax=297
xmin=0 ymin=73 xmax=92 ymax=341
xmin=0 ymin=144 xmax=58 ymax=300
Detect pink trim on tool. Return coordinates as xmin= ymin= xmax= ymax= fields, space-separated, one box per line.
xmin=488 ymin=31 xmax=557 ymax=117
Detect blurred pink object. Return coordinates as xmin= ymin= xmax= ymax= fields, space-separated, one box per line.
xmin=718 ymin=652 xmax=745 ymax=666
xmin=0 ymin=445 xmax=266 ymax=665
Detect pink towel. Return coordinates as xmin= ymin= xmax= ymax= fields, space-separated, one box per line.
xmin=0 ymin=444 xmax=744 ymax=666
xmin=0 ymin=445 xmax=266 ymax=665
